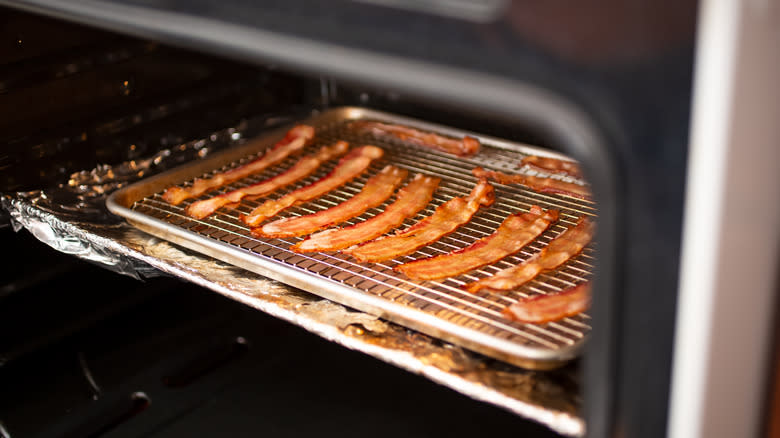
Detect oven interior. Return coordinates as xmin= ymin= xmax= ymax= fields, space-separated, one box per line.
xmin=2 ymin=229 xmax=570 ymax=438
xmin=0 ymin=9 xmax=589 ymax=437
xmin=1 ymin=2 xmax=699 ymax=437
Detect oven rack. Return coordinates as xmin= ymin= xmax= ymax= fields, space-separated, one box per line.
xmin=107 ymin=107 xmax=596 ymax=369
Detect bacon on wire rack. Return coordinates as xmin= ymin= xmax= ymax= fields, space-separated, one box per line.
xmin=503 ymin=281 xmax=591 ymax=324
xmin=352 ymin=120 xmax=480 ymax=157
xmin=163 ymin=124 xmax=315 ymax=205
xmin=253 ymin=165 xmax=408 ymax=238
xmin=291 ymin=174 xmax=441 ymax=253
xmin=240 ymin=145 xmax=384 ymax=227
xmin=520 ymin=155 xmax=583 ymax=179
xmin=394 ymin=205 xmax=559 ymax=281
xmin=343 ymin=179 xmax=495 ymax=263
xmin=184 ymin=141 xmax=348 ymax=220
xmin=472 ymin=167 xmax=592 ymax=200
xmin=464 ymin=217 xmax=595 ymax=293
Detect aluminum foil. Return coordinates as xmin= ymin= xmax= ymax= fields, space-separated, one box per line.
xmin=0 ymin=116 xmax=584 ymax=437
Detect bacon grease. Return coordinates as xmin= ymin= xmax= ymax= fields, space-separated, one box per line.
xmin=394 ymin=206 xmax=559 ymax=281
xmin=344 ymin=179 xmax=495 ymax=263
xmin=163 ymin=124 xmax=315 ymax=205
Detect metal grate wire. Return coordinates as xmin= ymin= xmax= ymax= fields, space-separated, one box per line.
xmin=130 ymin=117 xmax=597 ymax=360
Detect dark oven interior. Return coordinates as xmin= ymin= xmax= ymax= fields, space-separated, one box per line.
xmin=0 ymin=2 xmax=697 ymax=438
xmin=2 ymin=232 xmax=564 ymax=438
xmin=0 ymin=9 xmax=577 ymax=438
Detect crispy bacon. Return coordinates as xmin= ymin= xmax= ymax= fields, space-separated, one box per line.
xmin=520 ymin=155 xmax=583 ymax=179
xmin=343 ymin=179 xmax=495 ymax=263
xmin=162 ymin=125 xmax=315 ymax=205
xmin=291 ymin=174 xmax=441 ymax=253
xmin=394 ymin=206 xmax=559 ymax=281
xmin=184 ymin=142 xmax=349 ymax=220
xmin=464 ymin=217 xmax=595 ymax=293
xmin=472 ymin=167 xmax=592 ymax=200
xmin=253 ymin=165 xmax=408 ymax=238
xmin=352 ymin=120 xmax=480 ymax=157
xmin=240 ymin=145 xmax=384 ymax=227
xmin=503 ymin=281 xmax=591 ymax=324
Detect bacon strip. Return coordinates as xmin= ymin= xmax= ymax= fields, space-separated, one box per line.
xmin=343 ymin=179 xmax=495 ymax=263
xmin=184 ymin=142 xmax=349 ymax=220
xmin=503 ymin=281 xmax=591 ymax=324
xmin=352 ymin=120 xmax=480 ymax=157
xmin=394 ymin=206 xmax=559 ymax=281
xmin=240 ymin=145 xmax=384 ymax=227
xmin=464 ymin=217 xmax=595 ymax=293
xmin=163 ymin=125 xmax=315 ymax=205
xmin=520 ymin=155 xmax=583 ymax=179
xmin=291 ymin=174 xmax=441 ymax=253
xmin=253 ymin=165 xmax=408 ymax=238
xmin=472 ymin=167 xmax=592 ymax=200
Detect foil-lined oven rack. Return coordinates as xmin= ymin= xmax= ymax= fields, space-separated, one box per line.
xmin=107 ymin=107 xmax=596 ymax=370
xmin=3 ymin=107 xmax=588 ymax=436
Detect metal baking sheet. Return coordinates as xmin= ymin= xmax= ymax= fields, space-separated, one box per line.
xmin=106 ymin=107 xmax=596 ymax=369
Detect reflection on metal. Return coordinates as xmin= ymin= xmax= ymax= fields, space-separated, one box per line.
xmin=77 ymin=352 xmax=102 ymax=399
xmin=352 ymin=0 xmax=509 ymax=23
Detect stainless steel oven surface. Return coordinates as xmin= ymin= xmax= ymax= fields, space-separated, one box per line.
xmin=2 ymin=2 xmax=779 ymax=438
